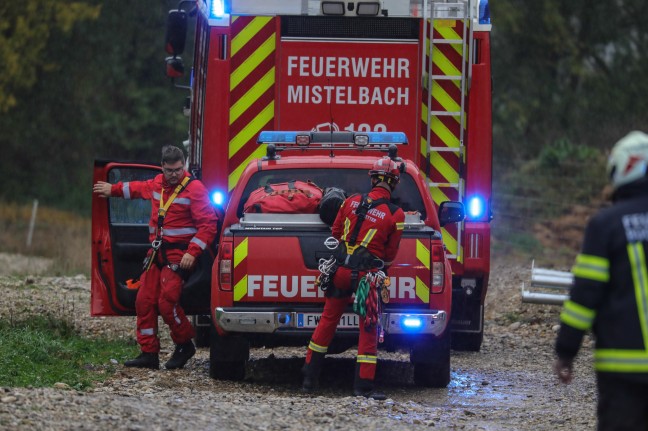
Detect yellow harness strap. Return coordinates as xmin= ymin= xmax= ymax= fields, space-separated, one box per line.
xmin=159 ymin=176 xmax=191 ymax=217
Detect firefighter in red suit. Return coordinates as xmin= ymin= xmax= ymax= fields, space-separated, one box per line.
xmin=302 ymin=157 xmax=405 ymax=399
xmin=93 ymin=145 xmax=218 ymax=370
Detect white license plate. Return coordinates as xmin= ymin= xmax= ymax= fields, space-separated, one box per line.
xmin=296 ymin=313 xmax=359 ymax=329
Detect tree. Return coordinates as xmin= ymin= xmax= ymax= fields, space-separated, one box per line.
xmin=0 ymin=0 xmax=100 ymax=112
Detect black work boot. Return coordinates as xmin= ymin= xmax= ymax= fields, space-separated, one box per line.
xmin=302 ymin=350 xmax=325 ymax=393
xmin=165 ymin=341 xmax=196 ymax=369
xmin=124 ymin=352 xmax=159 ymax=370
xmin=353 ymin=363 xmax=387 ymax=400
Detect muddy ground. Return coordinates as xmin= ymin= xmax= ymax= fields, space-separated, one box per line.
xmin=0 ymin=253 xmax=596 ymax=430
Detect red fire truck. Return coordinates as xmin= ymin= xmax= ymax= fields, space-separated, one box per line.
xmin=91 ymin=0 xmax=492 ymax=359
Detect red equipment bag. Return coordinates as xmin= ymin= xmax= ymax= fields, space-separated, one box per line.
xmin=244 ymin=180 xmax=323 ymax=214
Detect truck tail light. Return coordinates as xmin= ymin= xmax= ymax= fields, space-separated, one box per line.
xmin=431 ymin=244 xmax=445 ymax=293
xmin=219 ymin=241 xmax=233 ymax=289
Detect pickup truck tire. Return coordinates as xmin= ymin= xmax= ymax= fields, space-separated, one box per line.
xmin=209 ymin=327 xmax=248 ymax=381
xmin=411 ymin=332 xmax=451 ymax=388
xmin=451 ymin=330 xmax=483 ymax=352
xmin=192 ymin=315 xmax=212 ymax=348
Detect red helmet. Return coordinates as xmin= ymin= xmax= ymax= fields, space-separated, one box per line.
xmin=368 ymin=157 xmax=401 ymax=187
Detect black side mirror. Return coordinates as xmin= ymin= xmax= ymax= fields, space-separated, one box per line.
xmin=165 ymin=10 xmax=188 ymax=56
xmin=438 ymin=201 xmax=465 ymax=227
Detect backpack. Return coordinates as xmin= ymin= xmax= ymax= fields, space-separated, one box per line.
xmin=318 ymin=187 xmax=347 ymax=225
xmin=243 ymin=180 xmax=323 ymax=214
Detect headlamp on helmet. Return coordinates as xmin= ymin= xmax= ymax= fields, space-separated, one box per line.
xmin=606 ymin=131 xmax=648 ymax=191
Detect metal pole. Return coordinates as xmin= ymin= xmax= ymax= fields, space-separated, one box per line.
xmin=27 ymin=199 xmax=38 ymax=248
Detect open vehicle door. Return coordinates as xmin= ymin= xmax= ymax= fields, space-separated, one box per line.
xmin=91 ymin=161 xmax=160 ymax=316
xmin=91 ymin=160 xmax=216 ymax=316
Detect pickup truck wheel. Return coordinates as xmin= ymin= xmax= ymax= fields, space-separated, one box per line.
xmin=411 ymin=332 xmax=451 ymax=388
xmin=451 ymin=330 xmax=483 ymax=352
xmin=192 ymin=315 xmax=212 ymax=348
xmin=209 ymin=326 xmax=248 ymax=381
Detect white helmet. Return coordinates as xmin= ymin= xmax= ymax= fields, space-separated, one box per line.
xmin=606 ymin=131 xmax=648 ymax=191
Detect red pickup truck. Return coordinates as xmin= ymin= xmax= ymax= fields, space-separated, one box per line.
xmin=209 ymin=131 xmax=464 ymax=388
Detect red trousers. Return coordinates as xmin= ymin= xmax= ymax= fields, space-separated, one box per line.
xmin=136 ymin=250 xmax=195 ymax=353
xmin=306 ymin=267 xmax=378 ymax=380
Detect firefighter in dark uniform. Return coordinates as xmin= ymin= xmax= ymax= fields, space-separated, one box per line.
xmin=554 ymin=131 xmax=648 ymax=430
xmin=302 ymin=157 xmax=406 ymax=400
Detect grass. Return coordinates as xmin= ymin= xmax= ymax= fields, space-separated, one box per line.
xmin=0 ymin=201 xmax=90 ymax=275
xmin=0 ymin=314 xmax=137 ymax=389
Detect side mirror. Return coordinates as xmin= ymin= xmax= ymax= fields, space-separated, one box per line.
xmin=165 ymin=10 xmax=188 ymax=56
xmin=438 ymin=201 xmax=465 ymax=227
xmin=165 ymin=56 xmax=185 ymax=78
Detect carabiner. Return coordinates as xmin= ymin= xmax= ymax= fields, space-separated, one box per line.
xmin=151 ymin=239 xmax=162 ymax=250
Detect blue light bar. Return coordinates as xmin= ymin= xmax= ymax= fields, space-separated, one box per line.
xmin=364 ymin=132 xmax=407 ymax=144
xmin=258 ymin=131 xmax=302 ymax=144
xmin=257 ymin=131 xmax=407 ymax=145
xmin=479 ymin=0 xmax=490 ymax=24
xmin=402 ymin=316 xmax=423 ymax=330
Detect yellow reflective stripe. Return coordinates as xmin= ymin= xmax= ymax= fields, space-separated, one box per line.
xmin=229 ymin=101 xmax=275 ymax=158
xmin=432 ymin=81 xmax=461 ymax=116
xmin=628 ymin=243 xmax=648 ymax=349
xmin=572 ymin=253 xmax=610 ymax=282
xmin=416 ymin=276 xmax=430 ymax=304
xmin=233 ymin=275 xmax=247 ymax=301
xmin=430 ymin=148 xmax=460 ymax=183
xmin=359 ymin=229 xmax=377 ymax=248
xmin=430 ymin=186 xmax=451 ymax=207
xmin=396 ymin=222 xmax=405 ymax=231
xmin=230 ymin=67 xmax=275 ymax=124
xmin=234 ymin=237 xmax=248 ymax=268
xmin=431 ymin=116 xmax=460 ymax=148
xmin=560 ymin=300 xmax=596 ymax=331
xmin=441 ymin=226 xmax=458 ymax=258
xmin=434 ymin=24 xmax=463 ymax=56
xmin=356 ymin=355 xmax=377 ymax=364
xmin=431 ymin=45 xmax=461 ymax=83
xmin=230 ymin=16 xmax=272 ymax=57
xmin=595 ymin=349 xmax=648 ymax=373
xmin=342 ymin=218 xmax=351 ymax=241
xmin=228 ymin=145 xmax=266 ymax=192
xmin=230 ymin=33 xmax=275 ymax=91
xmin=416 ymin=240 xmax=430 ymax=271
xmin=308 ymin=341 xmax=328 ymax=354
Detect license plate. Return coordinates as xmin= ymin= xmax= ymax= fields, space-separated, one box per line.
xmin=296 ymin=313 xmax=359 ymax=329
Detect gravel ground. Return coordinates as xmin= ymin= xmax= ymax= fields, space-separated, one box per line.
xmin=0 ymin=254 xmax=597 ymax=430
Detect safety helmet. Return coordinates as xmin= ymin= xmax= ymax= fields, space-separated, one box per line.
xmin=606 ymin=131 xmax=648 ymax=191
xmin=368 ymin=157 xmax=401 ymax=188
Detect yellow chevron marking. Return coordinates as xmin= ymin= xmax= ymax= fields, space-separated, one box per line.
xmin=234 ymin=275 xmax=248 ymax=301
xmin=431 ymin=116 xmax=460 ymax=147
xmin=435 ymin=24 xmax=464 ymax=56
xmin=430 ymin=151 xmax=459 ymax=183
xmin=415 ymin=276 xmax=430 ymax=303
xmin=230 ymin=67 xmax=275 ymax=124
xmin=416 ymin=240 xmax=430 ymax=271
xmin=231 ymin=16 xmax=273 ymax=57
xmin=234 ymin=237 xmax=248 ymax=268
xmin=228 ymin=145 xmax=267 ymax=192
xmin=432 ymin=46 xmax=461 ymax=86
xmin=430 ymin=186 xmax=451 ymax=206
xmin=231 ymin=34 xmax=275 ymax=91
xmin=229 ymin=101 xmax=275 ymax=158
xmin=441 ymin=226 xmax=459 ymax=257
xmin=432 ymin=81 xmax=461 ymax=116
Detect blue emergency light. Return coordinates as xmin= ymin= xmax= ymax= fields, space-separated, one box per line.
xmin=479 ymin=0 xmax=490 ymax=24
xmin=402 ymin=316 xmax=423 ymax=331
xmin=203 ymin=0 xmax=229 ymax=26
xmin=257 ymin=131 xmax=407 ymax=146
xmin=211 ymin=190 xmax=226 ymax=207
xmin=467 ymin=195 xmax=487 ymax=220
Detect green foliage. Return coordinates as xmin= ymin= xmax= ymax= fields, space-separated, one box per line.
xmin=0 ymin=0 xmax=101 ymax=112
xmin=0 ymin=314 xmax=136 ymax=389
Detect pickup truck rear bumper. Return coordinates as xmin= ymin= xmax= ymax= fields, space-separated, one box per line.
xmin=215 ymin=307 xmax=448 ymax=336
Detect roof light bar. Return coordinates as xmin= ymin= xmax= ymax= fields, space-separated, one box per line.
xmin=257 ymin=131 xmax=407 ymax=151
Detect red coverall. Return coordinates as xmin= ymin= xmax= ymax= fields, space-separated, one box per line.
xmin=306 ymin=186 xmax=405 ymax=381
xmin=111 ymin=172 xmax=218 ymax=353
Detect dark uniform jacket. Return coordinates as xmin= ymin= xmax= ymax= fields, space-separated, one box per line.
xmin=556 ymin=181 xmax=648 ymax=381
